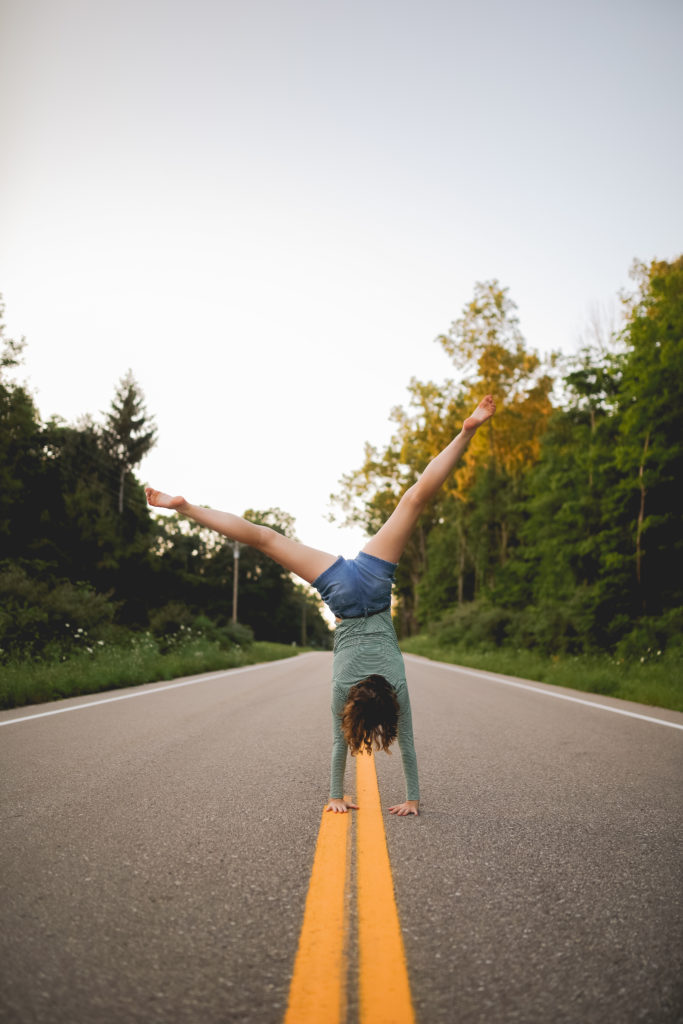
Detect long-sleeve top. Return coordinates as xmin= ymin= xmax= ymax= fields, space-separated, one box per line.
xmin=329 ymin=609 xmax=419 ymax=801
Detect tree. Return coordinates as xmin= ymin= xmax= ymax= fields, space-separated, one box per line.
xmin=613 ymin=256 xmax=683 ymax=616
xmin=435 ymin=279 xmax=555 ymax=488
xmin=490 ymin=256 xmax=683 ymax=652
xmin=232 ymin=508 xmax=329 ymax=643
xmin=148 ymin=506 xmax=332 ymax=646
xmin=0 ymin=299 xmax=43 ymax=560
xmin=432 ymin=281 xmax=554 ymax=603
xmin=103 ymin=371 xmax=157 ymax=514
xmin=333 ymin=280 xmax=554 ymax=633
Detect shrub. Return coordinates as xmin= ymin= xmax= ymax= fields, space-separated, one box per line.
xmin=428 ymin=602 xmax=517 ymax=650
xmin=192 ymin=614 xmax=254 ymax=650
xmin=0 ymin=563 xmax=115 ymax=660
xmin=148 ymin=602 xmax=194 ymax=637
xmin=615 ymin=608 xmax=683 ymax=661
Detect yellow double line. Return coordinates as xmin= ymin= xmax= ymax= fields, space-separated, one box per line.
xmin=284 ymin=750 xmax=415 ymax=1024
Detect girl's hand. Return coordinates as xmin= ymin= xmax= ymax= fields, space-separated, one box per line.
xmin=388 ymin=800 xmax=419 ymax=816
xmin=145 ymin=488 xmax=187 ymax=510
xmin=326 ymin=798 xmax=359 ymax=813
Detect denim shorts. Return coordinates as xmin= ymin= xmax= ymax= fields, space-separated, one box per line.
xmin=313 ymin=551 xmax=397 ymax=619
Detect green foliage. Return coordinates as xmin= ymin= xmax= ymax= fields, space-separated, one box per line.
xmin=4 ymin=253 xmax=681 ymax=691
xmin=399 ymin=633 xmax=683 ymax=712
xmin=332 ymin=278 xmax=554 ymax=634
xmin=147 ymin=607 xmax=254 ymax=653
xmin=614 ymin=608 xmax=683 ymax=661
xmin=334 ymin=260 xmax=683 ymax=658
xmin=148 ymin=506 xmax=331 ymax=647
xmin=148 ymin=617 xmax=252 ymax=656
xmin=148 ymin=601 xmax=195 ymax=636
xmin=0 ymin=310 xmax=43 ymax=553
xmin=612 ymin=258 xmax=683 ymax=615
xmin=33 ymin=416 xmax=157 ymax=624
xmin=199 ymin=616 xmax=254 ymax=649
xmin=0 ymin=563 xmax=116 ymax=660
xmin=416 ymin=597 xmax=600 ymax=656
xmin=0 ymin=636 xmax=301 ymax=711
xmin=503 ymin=256 xmax=683 ymax=649
xmin=102 ymin=370 xmax=157 ymax=515
xmin=218 ymin=507 xmax=331 ymax=647
xmin=0 ymin=293 xmax=331 ymax=661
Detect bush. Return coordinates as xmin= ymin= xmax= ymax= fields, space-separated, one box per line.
xmin=192 ymin=615 xmax=254 ymax=650
xmin=614 ymin=608 xmax=683 ymax=661
xmin=148 ymin=602 xmax=195 ymax=637
xmin=507 ymin=603 xmax=582 ymax=654
xmin=399 ymin=636 xmax=683 ymax=712
xmin=427 ymin=602 xmax=517 ymax=650
xmin=0 ymin=563 xmax=116 ymax=660
xmin=0 ymin=634 xmax=301 ymax=710
xmin=423 ymin=593 xmax=681 ymax=658
xmin=428 ymin=593 xmax=616 ymax=657
xmin=148 ymin=606 xmax=254 ymax=653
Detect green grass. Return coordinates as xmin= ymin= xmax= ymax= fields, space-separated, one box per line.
xmin=0 ymin=636 xmax=306 ymax=711
xmin=6 ymin=628 xmax=681 ymax=716
xmin=399 ymin=636 xmax=683 ymax=713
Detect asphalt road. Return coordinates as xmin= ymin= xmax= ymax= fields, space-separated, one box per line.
xmin=1 ymin=653 xmax=681 ymax=1024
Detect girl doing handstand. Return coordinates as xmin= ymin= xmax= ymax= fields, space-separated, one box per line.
xmin=146 ymin=395 xmax=496 ymax=816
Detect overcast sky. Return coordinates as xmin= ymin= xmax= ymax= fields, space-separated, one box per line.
xmin=1 ymin=0 xmax=681 ymax=559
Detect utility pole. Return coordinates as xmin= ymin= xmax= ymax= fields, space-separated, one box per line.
xmin=232 ymin=542 xmax=240 ymax=624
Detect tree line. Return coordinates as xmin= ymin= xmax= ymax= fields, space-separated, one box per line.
xmin=3 ymin=256 xmax=680 ymax=667
xmin=0 ymin=320 xmax=331 ymax=661
xmin=332 ymin=256 xmax=683 ymax=659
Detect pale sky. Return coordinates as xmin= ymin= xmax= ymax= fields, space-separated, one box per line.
xmin=1 ymin=0 xmax=682 ymax=559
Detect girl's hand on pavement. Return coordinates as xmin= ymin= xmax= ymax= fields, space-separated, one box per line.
xmin=326 ymin=799 xmax=359 ymax=813
xmin=388 ymin=800 xmax=419 ymax=816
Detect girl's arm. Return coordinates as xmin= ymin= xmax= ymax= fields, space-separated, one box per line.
xmin=388 ymin=685 xmax=420 ymax=816
xmin=327 ymin=692 xmax=359 ymax=813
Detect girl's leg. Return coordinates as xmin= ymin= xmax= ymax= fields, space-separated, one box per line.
xmin=361 ymin=395 xmax=495 ymax=564
xmin=145 ymin=491 xmax=338 ymax=584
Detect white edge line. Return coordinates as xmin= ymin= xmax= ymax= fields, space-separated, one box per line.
xmin=0 ymin=655 xmax=318 ymax=728
xmin=404 ymin=654 xmax=683 ymax=731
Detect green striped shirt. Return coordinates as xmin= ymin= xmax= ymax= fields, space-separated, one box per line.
xmin=330 ymin=609 xmax=419 ymax=801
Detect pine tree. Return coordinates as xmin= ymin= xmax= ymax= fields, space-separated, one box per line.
xmin=103 ymin=371 xmax=157 ymax=514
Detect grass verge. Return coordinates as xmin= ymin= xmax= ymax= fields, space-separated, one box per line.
xmin=399 ymin=636 xmax=683 ymax=713
xmin=0 ymin=637 xmax=306 ymax=711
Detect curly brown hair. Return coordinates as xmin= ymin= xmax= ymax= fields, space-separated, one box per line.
xmin=341 ymin=674 xmax=399 ymax=755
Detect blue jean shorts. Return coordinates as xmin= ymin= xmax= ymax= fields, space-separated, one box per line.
xmin=313 ymin=551 xmax=397 ymax=619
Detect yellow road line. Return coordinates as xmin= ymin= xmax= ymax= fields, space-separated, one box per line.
xmin=284 ymin=807 xmax=350 ymax=1024
xmin=356 ymin=750 xmax=416 ymax=1024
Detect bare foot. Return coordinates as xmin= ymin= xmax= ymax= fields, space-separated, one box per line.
xmin=463 ymin=395 xmax=496 ymax=432
xmin=145 ymin=487 xmax=188 ymax=510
